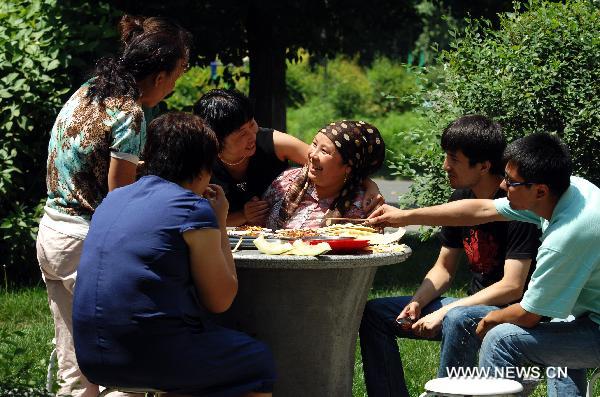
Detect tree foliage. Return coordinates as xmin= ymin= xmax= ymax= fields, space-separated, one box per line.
xmin=0 ymin=0 xmax=118 ymax=285
xmin=398 ymin=0 xmax=600 ymax=215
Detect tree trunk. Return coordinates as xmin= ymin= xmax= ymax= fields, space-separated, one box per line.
xmin=247 ymin=5 xmax=287 ymax=132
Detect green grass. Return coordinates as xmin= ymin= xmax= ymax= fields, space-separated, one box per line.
xmin=0 ymin=288 xmax=54 ymax=390
xmin=1 ymin=236 xmax=598 ymax=396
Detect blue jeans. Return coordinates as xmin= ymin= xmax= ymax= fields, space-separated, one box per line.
xmin=439 ymin=305 xmax=500 ymax=377
xmin=479 ymin=317 xmax=600 ymax=397
xmin=360 ymin=296 xmax=477 ymax=397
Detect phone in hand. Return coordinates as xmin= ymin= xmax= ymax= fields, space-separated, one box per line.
xmin=395 ymin=317 xmax=414 ymax=331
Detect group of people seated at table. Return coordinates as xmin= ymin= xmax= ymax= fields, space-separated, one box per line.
xmin=39 ymin=14 xmax=387 ymax=397
xmin=36 ymin=13 xmax=599 ymax=397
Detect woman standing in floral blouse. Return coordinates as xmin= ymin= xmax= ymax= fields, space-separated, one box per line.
xmin=36 ymin=16 xmax=191 ymax=397
xmin=263 ymin=120 xmax=386 ymax=230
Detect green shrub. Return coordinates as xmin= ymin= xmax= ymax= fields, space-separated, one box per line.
xmin=164 ymin=62 xmax=250 ymax=111
xmin=398 ymin=0 xmax=600 ymax=211
xmin=367 ymin=57 xmax=419 ymax=114
xmin=286 ymin=98 xmax=337 ymax=143
xmin=0 ymin=0 xmax=118 ymax=286
xmin=286 ymin=49 xmax=322 ymax=107
xmin=322 ymin=56 xmax=371 ymax=117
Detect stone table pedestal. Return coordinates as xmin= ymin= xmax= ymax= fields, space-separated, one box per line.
xmin=229 ymin=249 xmax=411 ymax=397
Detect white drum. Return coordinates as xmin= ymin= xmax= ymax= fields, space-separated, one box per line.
xmin=419 ymin=377 xmax=523 ymax=397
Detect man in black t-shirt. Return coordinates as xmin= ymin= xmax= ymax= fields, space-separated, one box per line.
xmin=359 ymin=115 xmax=541 ymax=397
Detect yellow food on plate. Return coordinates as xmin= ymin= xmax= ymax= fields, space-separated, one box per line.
xmin=318 ymin=223 xmax=379 ymax=237
xmin=365 ymin=227 xmax=406 ymax=245
xmin=253 ymin=236 xmax=293 ymax=255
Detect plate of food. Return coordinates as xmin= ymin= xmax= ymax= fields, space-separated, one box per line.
xmin=273 ymin=228 xmax=320 ymax=240
xmin=307 ymin=238 xmax=370 ymax=253
xmin=227 ymin=226 xmax=273 ymax=238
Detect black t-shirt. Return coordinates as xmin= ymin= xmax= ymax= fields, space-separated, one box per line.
xmin=210 ymin=127 xmax=288 ymax=213
xmin=439 ymin=189 xmax=541 ymax=295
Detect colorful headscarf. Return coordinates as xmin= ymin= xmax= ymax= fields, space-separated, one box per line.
xmin=276 ymin=120 xmax=385 ymax=228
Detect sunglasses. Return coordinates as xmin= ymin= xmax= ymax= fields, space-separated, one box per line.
xmin=503 ymin=173 xmax=534 ymax=188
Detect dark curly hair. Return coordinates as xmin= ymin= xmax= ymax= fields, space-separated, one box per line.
xmin=86 ymin=15 xmax=192 ymax=104
xmin=140 ymin=112 xmax=219 ymax=184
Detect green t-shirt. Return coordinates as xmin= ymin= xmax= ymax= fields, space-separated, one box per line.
xmin=494 ymin=176 xmax=600 ymax=325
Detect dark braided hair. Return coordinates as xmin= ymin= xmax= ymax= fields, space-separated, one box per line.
xmin=86 ymin=15 xmax=192 ymax=104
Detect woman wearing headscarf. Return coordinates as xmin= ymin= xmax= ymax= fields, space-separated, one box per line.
xmin=36 ymin=15 xmax=191 ymax=396
xmin=263 ymin=120 xmax=385 ymax=230
xmin=194 ymin=90 xmax=385 ymax=226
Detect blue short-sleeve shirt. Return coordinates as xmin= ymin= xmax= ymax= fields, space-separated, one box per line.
xmin=494 ymin=176 xmax=600 ymax=324
xmin=74 ymin=175 xmax=218 ymax=332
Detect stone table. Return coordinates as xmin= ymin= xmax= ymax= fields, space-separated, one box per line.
xmin=228 ymin=248 xmax=412 ymax=397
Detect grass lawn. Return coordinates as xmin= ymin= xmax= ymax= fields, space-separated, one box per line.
xmin=1 ymin=234 xmax=597 ymax=396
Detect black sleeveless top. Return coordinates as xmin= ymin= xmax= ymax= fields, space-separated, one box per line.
xmin=210 ymin=128 xmax=288 ymax=212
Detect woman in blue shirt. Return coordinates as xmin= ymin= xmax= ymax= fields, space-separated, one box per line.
xmin=73 ymin=112 xmax=275 ymax=396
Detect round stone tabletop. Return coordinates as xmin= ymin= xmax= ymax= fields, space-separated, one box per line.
xmin=232 ymin=246 xmax=412 ymax=269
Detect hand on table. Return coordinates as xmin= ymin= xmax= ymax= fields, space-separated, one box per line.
xmin=366 ymin=204 xmax=410 ymax=228
xmin=243 ymin=196 xmax=269 ymax=225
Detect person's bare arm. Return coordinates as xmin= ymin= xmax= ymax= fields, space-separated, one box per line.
xmin=108 ymin=157 xmax=137 ymax=191
xmin=476 ymin=303 xmax=542 ymax=339
xmin=367 ymin=199 xmax=506 ymax=228
xmin=430 ymin=258 xmax=532 ymax=318
xmin=399 ymin=246 xmax=461 ymax=321
xmin=184 ymin=228 xmax=237 ymax=313
xmin=184 ymin=184 xmax=237 ymax=313
xmin=272 ymin=130 xmax=310 ymax=165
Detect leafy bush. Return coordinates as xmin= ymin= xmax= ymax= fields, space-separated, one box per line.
xmin=286 ymin=98 xmax=338 ymax=143
xmin=398 ymin=0 xmax=600 ymax=211
xmin=367 ymin=57 xmax=419 ymax=114
xmin=0 ymin=0 xmax=118 ymax=286
xmin=321 ymin=56 xmax=372 ymax=117
xmin=286 ymin=52 xmax=433 ymax=177
xmin=164 ymin=62 xmax=250 ymax=111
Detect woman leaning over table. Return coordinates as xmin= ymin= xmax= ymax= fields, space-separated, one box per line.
xmin=73 ymin=112 xmax=275 ymax=397
xmin=36 ymin=15 xmax=191 ymax=397
xmin=193 ymin=89 xmax=384 ymax=227
xmin=262 ymin=120 xmax=386 ymax=230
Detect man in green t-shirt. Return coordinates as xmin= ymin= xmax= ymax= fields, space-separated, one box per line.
xmin=367 ymin=133 xmax=600 ymax=396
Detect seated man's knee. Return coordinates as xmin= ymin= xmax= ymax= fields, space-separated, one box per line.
xmin=442 ymin=306 xmax=472 ymax=330
xmin=479 ymin=323 xmax=524 ymax=365
xmin=361 ymin=298 xmax=389 ymax=324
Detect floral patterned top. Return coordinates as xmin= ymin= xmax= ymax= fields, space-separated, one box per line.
xmin=45 ymin=82 xmax=146 ymax=222
xmin=262 ymin=168 xmax=366 ymax=230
